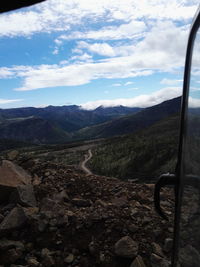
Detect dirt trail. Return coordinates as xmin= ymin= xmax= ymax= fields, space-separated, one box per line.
xmin=80 ymin=149 xmax=92 ymax=175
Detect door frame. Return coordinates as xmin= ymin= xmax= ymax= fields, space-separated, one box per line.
xmin=172 ymin=6 xmax=200 ymax=266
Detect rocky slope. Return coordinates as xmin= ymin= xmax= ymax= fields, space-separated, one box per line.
xmin=0 ymin=151 xmax=174 ymax=267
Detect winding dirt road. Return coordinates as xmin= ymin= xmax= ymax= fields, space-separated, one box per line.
xmin=80 ymin=149 xmax=93 ymax=175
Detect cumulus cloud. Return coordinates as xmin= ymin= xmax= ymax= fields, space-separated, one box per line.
xmin=70 ymin=53 xmax=93 ymax=62
xmin=81 ymin=86 xmax=182 ymax=109
xmin=0 ymin=0 xmax=196 ymax=37
xmin=0 ymin=19 xmax=190 ymax=92
xmin=76 ymin=41 xmax=116 ymax=57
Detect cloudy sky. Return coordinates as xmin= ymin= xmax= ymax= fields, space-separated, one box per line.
xmin=0 ymin=0 xmax=199 ymax=109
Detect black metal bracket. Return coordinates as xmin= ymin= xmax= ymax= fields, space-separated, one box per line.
xmin=154 ymin=173 xmax=177 ymax=220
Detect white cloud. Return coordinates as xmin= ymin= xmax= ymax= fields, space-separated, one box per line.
xmin=70 ymin=53 xmax=93 ymax=62
xmin=125 ymin=81 xmax=134 ymax=86
xmin=61 ymin=20 xmax=146 ymax=40
xmin=0 ymin=98 xmax=23 ymax=105
xmin=0 ymin=20 xmax=189 ymax=92
xmin=161 ymin=78 xmax=183 ymax=85
xmin=112 ymin=81 xmax=134 ymax=87
xmin=189 ymin=97 xmax=200 ymax=108
xmin=76 ymin=41 xmax=116 ymax=57
xmin=0 ymin=61 xmax=153 ymax=91
xmin=52 ymin=48 xmax=59 ymax=55
xmin=54 ymin=39 xmax=63 ymax=45
xmin=0 ymin=68 xmax=14 ymax=78
xmin=81 ymin=86 xmax=182 ymax=109
xmin=0 ymin=0 xmax=196 ymax=38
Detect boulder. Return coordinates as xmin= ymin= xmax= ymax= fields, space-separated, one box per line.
xmin=0 ymin=206 xmax=27 ymax=233
xmin=7 ymin=150 xmax=19 ymax=161
xmin=130 ymin=255 xmax=146 ymax=267
xmin=0 ymin=160 xmax=31 ymax=202
xmin=114 ymin=236 xmax=138 ymax=258
xmin=10 ymin=185 xmax=37 ymax=207
xmin=0 ymin=239 xmax=24 ymax=251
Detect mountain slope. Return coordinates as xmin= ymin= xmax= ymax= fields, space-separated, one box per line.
xmin=75 ymin=97 xmax=181 ymax=139
xmin=89 ymin=113 xmax=180 ymax=181
xmin=0 ymin=116 xmax=70 ymax=144
xmin=0 ymin=105 xmax=141 ymax=132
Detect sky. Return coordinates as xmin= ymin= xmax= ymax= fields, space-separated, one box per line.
xmin=0 ymin=0 xmax=199 ymax=110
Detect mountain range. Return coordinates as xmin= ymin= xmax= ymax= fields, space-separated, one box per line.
xmin=0 ymin=97 xmax=181 ymax=144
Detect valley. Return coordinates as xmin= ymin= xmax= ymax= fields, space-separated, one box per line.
xmin=0 ymin=96 xmax=182 ymax=266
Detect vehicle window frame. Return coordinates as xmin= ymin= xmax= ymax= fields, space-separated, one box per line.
xmin=172 ymin=6 xmax=200 ymax=266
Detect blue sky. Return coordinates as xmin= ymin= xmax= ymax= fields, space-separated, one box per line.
xmin=0 ymin=0 xmax=199 ymax=109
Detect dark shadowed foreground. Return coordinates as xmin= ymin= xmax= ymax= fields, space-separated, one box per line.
xmin=0 ymin=150 xmax=174 ymax=267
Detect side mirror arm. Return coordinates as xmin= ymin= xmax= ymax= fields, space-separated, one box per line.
xmin=154 ymin=173 xmax=177 ymax=220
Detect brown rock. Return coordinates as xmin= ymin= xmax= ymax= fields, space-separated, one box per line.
xmin=7 ymin=150 xmax=19 ymax=161
xmin=10 ymin=184 xmax=37 ymax=207
xmin=115 ymin=236 xmax=138 ymax=258
xmin=27 ymin=257 xmax=40 ymax=266
xmin=0 ymin=239 xmax=24 ymax=251
xmin=152 ymin=242 xmax=164 ymax=257
xmin=0 ymin=160 xmax=31 ymax=202
xmin=0 ymin=206 xmax=27 ymax=233
xmin=130 ymin=255 xmax=146 ymax=267
xmin=64 ymin=253 xmax=74 ymax=263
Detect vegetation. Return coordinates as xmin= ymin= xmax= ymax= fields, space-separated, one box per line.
xmin=89 ymin=114 xmax=180 ymax=182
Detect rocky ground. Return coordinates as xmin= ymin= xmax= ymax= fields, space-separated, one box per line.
xmin=0 ymin=150 xmax=174 ymax=267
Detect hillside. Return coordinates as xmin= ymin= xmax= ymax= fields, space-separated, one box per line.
xmin=0 ymin=105 xmax=141 ymax=145
xmin=0 ymin=149 xmax=174 ymax=267
xmin=89 ymin=114 xmax=180 ymax=181
xmin=0 ymin=105 xmax=141 ymax=133
xmin=75 ymin=97 xmax=181 ymax=140
xmin=0 ymin=116 xmax=70 ymax=144
xmin=0 ymin=97 xmax=182 ymax=147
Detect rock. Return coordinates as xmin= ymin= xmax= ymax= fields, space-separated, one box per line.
xmin=150 ymin=253 xmax=170 ymax=267
xmin=7 ymin=150 xmax=19 ymax=161
xmin=10 ymin=185 xmax=37 ymax=207
xmin=179 ymin=245 xmax=200 ymax=267
xmin=0 ymin=239 xmax=24 ymax=251
xmin=41 ymin=248 xmax=54 ymax=266
xmin=128 ymin=224 xmax=138 ymax=233
xmin=114 ymin=236 xmax=138 ymax=258
xmin=64 ymin=253 xmax=74 ymax=263
xmin=0 ymin=160 xmax=31 ymax=202
xmin=0 ymin=214 xmax=4 ymax=223
xmin=42 ymin=254 xmax=54 ymax=266
xmin=130 ymin=255 xmax=146 ymax=267
xmin=41 ymin=248 xmax=51 ymax=258
xmin=0 ymin=248 xmax=22 ymax=264
xmin=95 ymin=199 xmax=108 ymax=207
xmin=0 ymin=206 xmax=27 ymax=233
xmin=27 ymin=257 xmax=40 ymax=266
xmin=150 ymin=253 xmax=163 ymax=266
xmin=54 ymin=190 xmax=69 ymax=203
xmin=152 ymin=242 xmax=164 ymax=257
xmin=89 ymin=241 xmax=97 ymax=255
xmin=163 ymin=238 xmax=173 ymax=253
xmin=71 ymin=198 xmax=92 ymax=207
